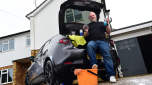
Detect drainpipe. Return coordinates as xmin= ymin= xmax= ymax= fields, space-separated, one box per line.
xmin=30 ymin=17 xmax=35 ymax=50
xmin=34 ymin=0 xmax=37 ymax=7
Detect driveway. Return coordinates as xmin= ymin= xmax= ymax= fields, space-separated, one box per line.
xmin=99 ymin=74 xmax=152 ymax=85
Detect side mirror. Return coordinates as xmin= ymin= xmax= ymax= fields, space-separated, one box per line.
xmin=30 ymin=56 xmax=35 ymax=62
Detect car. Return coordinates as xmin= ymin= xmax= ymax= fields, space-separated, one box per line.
xmin=25 ymin=0 xmax=122 ymax=85
xmin=25 ymin=34 xmax=85 ymax=85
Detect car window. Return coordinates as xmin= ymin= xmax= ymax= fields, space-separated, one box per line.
xmin=48 ymin=35 xmax=61 ymax=52
xmin=35 ymin=35 xmax=65 ymax=59
xmin=65 ymin=9 xmax=91 ymax=24
xmin=35 ymin=40 xmax=50 ymax=58
xmin=42 ymin=41 xmax=50 ymax=55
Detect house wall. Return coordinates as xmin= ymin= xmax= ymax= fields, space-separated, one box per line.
xmin=30 ymin=0 xmax=67 ymax=50
xmin=0 ymin=32 xmax=31 ymax=66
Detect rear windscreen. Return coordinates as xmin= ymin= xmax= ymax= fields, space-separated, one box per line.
xmin=64 ymin=9 xmax=91 ymax=24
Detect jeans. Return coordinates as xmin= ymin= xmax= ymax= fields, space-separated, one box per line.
xmin=87 ymin=40 xmax=115 ymax=76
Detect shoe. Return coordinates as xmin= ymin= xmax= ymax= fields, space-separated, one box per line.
xmin=110 ymin=76 xmax=116 ymax=83
xmin=119 ymin=72 xmax=124 ymax=78
xmin=92 ymin=64 xmax=98 ymax=69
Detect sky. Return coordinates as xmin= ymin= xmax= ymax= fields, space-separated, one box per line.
xmin=0 ymin=0 xmax=152 ymax=37
xmin=0 ymin=0 xmax=43 ymax=37
xmin=106 ymin=0 xmax=152 ymax=29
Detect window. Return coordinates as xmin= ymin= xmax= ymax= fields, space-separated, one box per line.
xmin=74 ymin=10 xmax=83 ymax=22
xmin=0 ymin=39 xmax=14 ymax=52
xmin=1 ymin=70 xmax=7 ymax=83
xmin=65 ymin=9 xmax=91 ymax=24
xmin=42 ymin=41 xmax=50 ymax=54
xmin=65 ymin=9 xmax=83 ymax=23
xmin=3 ymin=40 xmax=9 ymax=52
xmin=26 ymin=35 xmax=30 ymax=46
xmin=0 ymin=42 xmax=2 ymax=52
xmin=1 ymin=69 xmax=13 ymax=84
xmin=8 ymin=69 xmax=13 ymax=82
xmin=65 ymin=9 xmax=74 ymax=23
xmin=9 ymin=39 xmax=14 ymax=50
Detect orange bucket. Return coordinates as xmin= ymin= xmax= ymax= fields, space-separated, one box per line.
xmin=77 ymin=69 xmax=98 ymax=85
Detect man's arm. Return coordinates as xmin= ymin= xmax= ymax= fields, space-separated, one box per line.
xmin=106 ymin=24 xmax=111 ymax=34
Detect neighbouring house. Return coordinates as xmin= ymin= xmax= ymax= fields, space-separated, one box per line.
xmin=0 ymin=30 xmax=31 ymax=85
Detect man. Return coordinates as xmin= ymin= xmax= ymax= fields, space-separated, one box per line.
xmin=84 ymin=12 xmax=116 ymax=82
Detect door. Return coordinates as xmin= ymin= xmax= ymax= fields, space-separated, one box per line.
xmin=116 ymin=38 xmax=147 ymax=76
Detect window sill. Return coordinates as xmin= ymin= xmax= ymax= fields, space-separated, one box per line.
xmin=26 ymin=45 xmax=30 ymax=47
xmin=0 ymin=49 xmax=15 ymax=53
xmin=1 ymin=81 xmax=13 ymax=85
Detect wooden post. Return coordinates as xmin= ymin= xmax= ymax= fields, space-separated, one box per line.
xmin=13 ymin=62 xmax=17 ymax=85
xmin=31 ymin=49 xmax=39 ymax=57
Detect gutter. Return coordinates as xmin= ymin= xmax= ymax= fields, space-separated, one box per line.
xmin=26 ymin=0 xmax=53 ymax=19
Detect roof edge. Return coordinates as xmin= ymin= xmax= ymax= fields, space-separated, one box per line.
xmin=112 ymin=20 xmax=152 ymax=32
xmin=0 ymin=30 xmax=30 ymax=39
xmin=26 ymin=0 xmax=52 ymax=19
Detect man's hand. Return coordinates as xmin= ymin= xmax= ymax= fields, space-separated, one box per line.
xmin=106 ymin=18 xmax=110 ymax=24
xmin=83 ymin=25 xmax=89 ymax=37
xmin=104 ymin=18 xmax=111 ymax=34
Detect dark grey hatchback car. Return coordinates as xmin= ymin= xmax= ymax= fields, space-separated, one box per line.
xmin=25 ymin=34 xmax=85 ymax=85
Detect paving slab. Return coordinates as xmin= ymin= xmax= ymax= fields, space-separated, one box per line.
xmin=99 ymin=74 xmax=152 ymax=85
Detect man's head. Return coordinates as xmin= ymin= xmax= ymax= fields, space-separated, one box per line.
xmin=89 ymin=12 xmax=97 ymax=22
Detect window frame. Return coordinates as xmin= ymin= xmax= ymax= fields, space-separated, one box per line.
xmin=65 ymin=9 xmax=83 ymax=23
xmin=65 ymin=9 xmax=75 ymax=23
xmin=2 ymin=40 xmax=9 ymax=52
xmin=9 ymin=39 xmax=15 ymax=50
xmin=0 ymin=42 xmax=2 ymax=52
xmin=74 ymin=9 xmax=83 ymax=22
xmin=0 ymin=38 xmax=15 ymax=52
xmin=26 ymin=35 xmax=31 ymax=47
xmin=0 ymin=69 xmax=13 ymax=84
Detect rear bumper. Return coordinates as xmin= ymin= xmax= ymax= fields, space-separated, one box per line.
xmin=54 ymin=59 xmax=84 ymax=81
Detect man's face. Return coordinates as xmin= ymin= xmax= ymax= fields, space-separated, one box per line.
xmin=89 ymin=12 xmax=97 ymax=22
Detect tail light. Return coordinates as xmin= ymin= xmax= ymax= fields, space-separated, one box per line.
xmin=59 ymin=38 xmax=69 ymax=44
xmin=64 ymin=62 xmax=72 ymax=64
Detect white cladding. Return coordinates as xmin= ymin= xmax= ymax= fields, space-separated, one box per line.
xmin=0 ymin=32 xmax=31 ymax=66
xmin=30 ymin=0 xmax=67 ymax=49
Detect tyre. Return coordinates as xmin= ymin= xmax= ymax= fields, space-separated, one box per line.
xmin=44 ymin=60 xmax=54 ymax=85
xmin=25 ymin=74 xmax=30 ymax=85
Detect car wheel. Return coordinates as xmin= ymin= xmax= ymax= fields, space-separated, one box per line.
xmin=25 ymin=74 xmax=30 ymax=85
xmin=44 ymin=60 xmax=54 ymax=85
xmin=53 ymin=79 xmax=60 ymax=85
